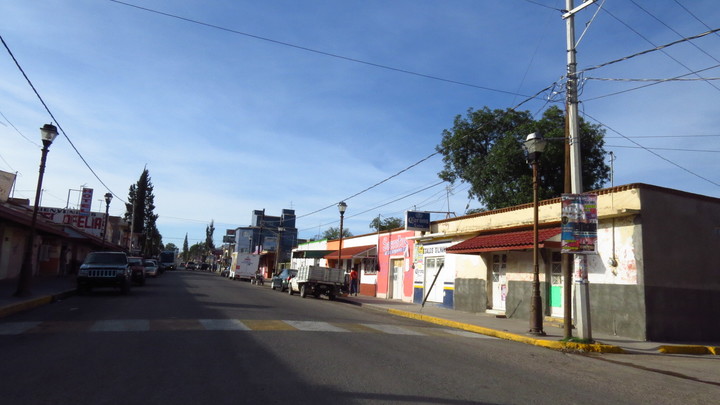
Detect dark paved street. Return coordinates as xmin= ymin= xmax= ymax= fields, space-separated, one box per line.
xmin=1 ymin=271 xmax=718 ymax=404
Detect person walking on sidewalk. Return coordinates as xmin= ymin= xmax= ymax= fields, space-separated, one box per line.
xmin=349 ymin=267 xmax=359 ymax=296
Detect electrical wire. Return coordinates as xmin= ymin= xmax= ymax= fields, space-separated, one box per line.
xmin=591 ymin=6 xmax=720 ymax=93
xmin=108 ymin=0 xmax=540 ymax=100
xmin=0 ymin=33 xmax=125 ymax=204
xmin=583 ymin=112 xmax=720 ymax=188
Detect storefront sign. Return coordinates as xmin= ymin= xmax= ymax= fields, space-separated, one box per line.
xmin=38 ymin=207 xmax=104 ymax=237
xmin=405 ymin=211 xmax=430 ymax=231
xmin=80 ymin=188 xmax=93 ymax=215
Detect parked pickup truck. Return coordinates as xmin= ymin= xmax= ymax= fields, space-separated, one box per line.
xmin=288 ymin=265 xmax=344 ymax=300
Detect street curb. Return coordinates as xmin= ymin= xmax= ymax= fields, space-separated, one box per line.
xmin=340 ymin=299 xmax=624 ymax=354
xmin=383 ymin=307 xmax=625 ymax=354
xmin=0 ymin=289 xmax=76 ymax=319
xmin=658 ymin=345 xmax=720 ymax=355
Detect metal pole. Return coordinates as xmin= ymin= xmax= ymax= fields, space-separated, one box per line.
xmin=338 ymin=212 xmax=344 ymax=269
xmin=14 ymin=140 xmax=51 ymax=297
xmin=529 ymin=159 xmax=545 ymax=335
xmin=102 ymin=201 xmax=110 ymax=248
xmin=565 ymin=0 xmax=592 ymax=340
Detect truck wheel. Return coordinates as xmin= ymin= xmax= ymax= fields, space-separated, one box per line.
xmin=328 ymin=293 xmax=336 ymax=300
xmin=300 ymin=284 xmax=307 ymax=298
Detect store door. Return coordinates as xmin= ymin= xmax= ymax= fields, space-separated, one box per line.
xmin=550 ymin=251 xmax=563 ymax=317
xmin=491 ymin=254 xmax=507 ymax=311
xmin=390 ymin=258 xmax=404 ymax=300
xmin=424 ymin=256 xmax=445 ymax=303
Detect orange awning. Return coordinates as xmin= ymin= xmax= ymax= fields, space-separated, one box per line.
xmin=324 ymin=245 xmax=376 ymax=260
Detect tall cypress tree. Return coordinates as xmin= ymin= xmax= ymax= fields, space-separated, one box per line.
xmin=124 ymin=168 xmax=161 ymax=256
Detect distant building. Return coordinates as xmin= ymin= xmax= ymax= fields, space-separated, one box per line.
xmin=234 ymin=209 xmax=298 ymax=276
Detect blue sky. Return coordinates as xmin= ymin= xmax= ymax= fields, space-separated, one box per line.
xmin=2 ymin=0 xmax=719 ymax=247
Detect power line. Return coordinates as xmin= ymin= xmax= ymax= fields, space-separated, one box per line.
xmin=108 ymin=0 xmax=537 ymax=100
xmin=0 ymin=33 xmax=125 ymax=204
xmin=583 ymin=112 xmax=720 ymax=188
xmin=606 ymin=145 xmax=720 ymax=153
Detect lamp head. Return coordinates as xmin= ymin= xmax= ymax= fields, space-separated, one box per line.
xmin=104 ymin=192 xmax=113 ymax=205
xmin=40 ymin=124 xmax=59 ymax=146
xmin=338 ymin=201 xmax=347 ymax=214
xmin=523 ymin=132 xmax=546 ymax=163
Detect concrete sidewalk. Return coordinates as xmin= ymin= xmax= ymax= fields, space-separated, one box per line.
xmin=1 ymin=274 xmax=718 ymax=356
xmin=337 ymin=295 xmax=720 ymax=356
xmin=0 ymin=275 xmax=77 ymax=319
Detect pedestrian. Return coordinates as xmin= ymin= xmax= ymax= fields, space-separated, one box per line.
xmin=349 ymin=267 xmax=358 ymax=296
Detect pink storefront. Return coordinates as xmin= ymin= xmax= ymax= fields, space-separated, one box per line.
xmin=376 ymin=231 xmax=415 ymax=301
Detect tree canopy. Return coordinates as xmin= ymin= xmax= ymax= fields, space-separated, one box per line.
xmin=322 ymin=226 xmax=353 ymax=240
xmin=437 ymin=106 xmax=610 ymax=210
xmin=369 ymin=216 xmax=404 ymax=232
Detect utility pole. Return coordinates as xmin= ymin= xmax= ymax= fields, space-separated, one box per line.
xmin=564 ymin=0 xmax=594 ymax=340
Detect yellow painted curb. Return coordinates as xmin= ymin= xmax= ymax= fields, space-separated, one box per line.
xmin=385 ymin=308 xmax=624 ymax=354
xmin=658 ymin=345 xmax=720 ymax=355
xmin=0 ymin=296 xmax=53 ymax=319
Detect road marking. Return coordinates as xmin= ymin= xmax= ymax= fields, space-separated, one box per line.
xmin=361 ymin=323 xmax=425 ymax=335
xmin=198 ymin=319 xmax=250 ymax=331
xmin=90 ymin=319 xmax=150 ymax=332
xmin=283 ymin=320 xmax=349 ymax=332
xmin=0 ymin=321 xmax=41 ymax=335
xmin=0 ymin=319 xmax=497 ymax=340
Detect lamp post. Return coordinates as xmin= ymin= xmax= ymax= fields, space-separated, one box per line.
xmin=14 ymin=124 xmax=59 ymax=297
xmin=337 ymin=201 xmax=347 ymax=269
xmin=101 ymin=192 xmax=113 ymax=248
xmin=523 ymin=132 xmax=547 ymax=335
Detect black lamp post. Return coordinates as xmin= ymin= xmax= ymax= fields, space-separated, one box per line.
xmin=14 ymin=124 xmax=59 ymax=297
xmin=337 ymin=201 xmax=347 ymax=269
xmin=101 ymin=192 xmax=113 ymax=247
xmin=523 ymin=132 xmax=547 ymax=335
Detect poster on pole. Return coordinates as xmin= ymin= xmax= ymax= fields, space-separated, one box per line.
xmin=0 ymin=170 xmax=16 ymax=202
xmin=561 ymin=193 xmax=598 ymax=254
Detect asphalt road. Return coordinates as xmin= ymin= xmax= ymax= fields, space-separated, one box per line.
xmin=0 ymin=271 xmax=718 ymax=404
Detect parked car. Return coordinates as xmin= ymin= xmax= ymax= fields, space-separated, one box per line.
xmin=220 ymin=267 xmax=230 ymax=277
xmin=143 ymin=259 xmax=159 ymax=277
xmin=271 ymin=268 xmax=297 ymax=292
xmin=77 ymin=251 xmax=132 ymax=295
xmin=128 ymin=256 xmax=146 ymax=285
xmin=186 ymin=262 xmax=197 ymax=271
xmin=200 ymin=263 xmax=209 ymax=271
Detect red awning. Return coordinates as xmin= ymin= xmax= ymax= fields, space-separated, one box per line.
xmin=446 ymin=228 xmax=562 ymax=254
xmin=324 ymin=244 xmax=376 ymax=260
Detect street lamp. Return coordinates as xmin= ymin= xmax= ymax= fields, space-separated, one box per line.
xmin=523 ymin=132 xmax=547 ymax=335
xmin=101 ymin=192 xmax=113 ymax=247
xmin=337 ymin=201 xmax=347 ymax=269
xmin=14 ymin=124 xmax=59 ymax=297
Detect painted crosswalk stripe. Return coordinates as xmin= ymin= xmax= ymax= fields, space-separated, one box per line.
xmin=283 ymin=320 xmax=349 ymax=332
xmin=199 ymin=319 xmax=250 ymax=331
xmin=90 ymin=319 xmax=150 ymax=332
xmin=361 ymin=323 xmax=424 ymax=335
xmin=0 ymin=321 xmax=41 ymax=335
xmin=443 ymin=329 xmax=498 ymax=339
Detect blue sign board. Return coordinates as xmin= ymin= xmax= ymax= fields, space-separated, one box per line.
xmin=405 ymin=211 xmax=431 ymax=231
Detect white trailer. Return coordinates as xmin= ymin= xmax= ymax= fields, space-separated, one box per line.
xmin=229 ymin=253 xmax=260 ymax=281
xmin=288 ymin=265 xmax=344 ymax=300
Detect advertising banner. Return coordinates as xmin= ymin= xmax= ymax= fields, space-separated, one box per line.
xmin=561 ymin=194 xmax=598 ymax=254
xmin=80 ymin=187 xmax=93 ymax=215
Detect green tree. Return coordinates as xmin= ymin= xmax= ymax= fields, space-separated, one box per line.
xmin=205 ymin=220 xmax=215 ymax=252
xmin=182 ymin=234 xmax=189 ymax=262
xmin=369 ymin=216 xmax=404 ymax=231
xmin=437 ymin=106 xmax=610 ymax=210
xmin=322 ymin=226 xmax=352 ymax=240
xmin=164 ymin=242 xmax=178 ymax=251
xmin=124 ymin=168 xmax=162 ymax=256
xmin=189 ymin=242 xmax=204 ymax=262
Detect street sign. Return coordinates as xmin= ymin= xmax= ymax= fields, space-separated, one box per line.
xmin=405 ymin=211 xmax=430 ymax=232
